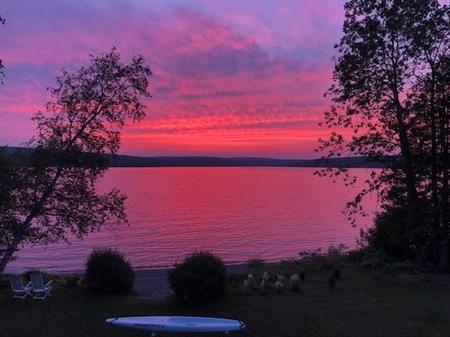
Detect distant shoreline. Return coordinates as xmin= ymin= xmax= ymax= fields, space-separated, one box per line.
xmin=107 ymin=154 xmax=390 ymax=168
xmin=2 ymin=146 xmax=393 ymax=168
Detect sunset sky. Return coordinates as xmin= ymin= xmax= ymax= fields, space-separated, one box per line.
xmin=0 ymin=0 xmax=345 ymax=158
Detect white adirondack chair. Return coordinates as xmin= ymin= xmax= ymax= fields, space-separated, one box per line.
xmin=8 ymin=275 xmax=33 ymax=299
xmin=30 ymin=273 xmax=53 ymax=300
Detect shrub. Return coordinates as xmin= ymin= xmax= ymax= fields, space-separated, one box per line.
xmin=54 ymin=274 xmax=83 ymax=288
xmin=228 ymin=273 xmax=246 ymax=288
xmin=348 ymin=246 xmax=389 ymax=269
xmin=85 ymin=248 xmax=134 ymax=295
xmin=169 ymin=251 xmax=226 ymax=305
xmin=298 ymin=244 xmax=348 ymax=272
xmin=54 ymin=276 xmax=66 ymax=287
xmin=360 ymin=256 xmax=385 ymax=270
xmin=384 ymin=261 xmax=417 ymax=274
xmin=347 ymin=246 xmax=371 ymax=264
xmin=67 ymin=275 xmax=83 ymax=288
xmin=362 ymin=207 xmax=416 ymax=260
xmin=247 ymin=258 xmax=265 ymax=271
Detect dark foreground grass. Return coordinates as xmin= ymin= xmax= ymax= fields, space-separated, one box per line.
xmin=2 ymin=267 xmax=450 ymax=337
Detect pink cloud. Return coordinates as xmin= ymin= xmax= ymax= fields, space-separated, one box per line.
xmin=0 ymin=1 xmax=341 ymax=158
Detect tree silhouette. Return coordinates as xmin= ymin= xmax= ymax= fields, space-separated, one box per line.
xmin=406 ymin=2 xmax=450 ymax=268
xmin=0 ymin=49 xmax=152 ymax=273
xmin=318 ymin=0 xmax=449 ymax=265
xmin=0 ymin=14 xmax=9 ymax=230
xmin=0 ymin=14 xmax=5 ymax=83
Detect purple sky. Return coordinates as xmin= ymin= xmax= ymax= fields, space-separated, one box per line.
xmin=0 ymin=0 xmax=346 ymax=158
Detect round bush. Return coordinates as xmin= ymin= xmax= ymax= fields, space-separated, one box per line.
xmin=168 ymin=251 xmax=226 ymax=305
xmin=85 ymin=248 xmax=134 ymax=295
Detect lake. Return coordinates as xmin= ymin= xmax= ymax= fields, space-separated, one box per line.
xmin=6 ymin=167 xmax=378 ymax=273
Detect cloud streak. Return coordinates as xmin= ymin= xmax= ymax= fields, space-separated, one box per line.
xmin=0 ymin=0 xmax=344 ymax=158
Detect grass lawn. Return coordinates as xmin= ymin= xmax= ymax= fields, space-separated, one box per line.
xmin=2 ymin=267 xmax=450 ymax=337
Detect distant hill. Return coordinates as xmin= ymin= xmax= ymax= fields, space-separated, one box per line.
xmin=107 ymin=154 xmax=389 ymax=168
xmin=2 ymin=146 xmax=390 ymax=168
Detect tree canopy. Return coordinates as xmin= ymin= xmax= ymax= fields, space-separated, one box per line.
xmin=0 ymin=14 xmax=5 ymax=83
xmin=0 ymin=49 xmax=152 ymax=273
xmin=319 ymin=0 xmax=449 ymax=267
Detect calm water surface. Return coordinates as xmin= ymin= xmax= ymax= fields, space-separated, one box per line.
xmin=7 ymin=167 xmax=378 ymax=273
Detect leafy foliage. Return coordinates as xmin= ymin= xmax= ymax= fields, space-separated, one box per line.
xmin=0 ymin=14 xmax=4 ymax=83
xmin=0 ymin=49 xmax=152 ymax=273
xmin=247 ymin=258 xmax=265 ymax=271
xmin=363 ymin=207 xmax=415 ymax=260
xmin=85 ymin=248 xmax=134 ymax=295
xmin=298 ymin=245 xmax=349 ymax=272
xmin=317 ymin=0 xmax=449 ymax=265
xmin=55 ymin=275 xmax=83 ymax=288
xmin=168 ymin=251 xmax=227 ymax=305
